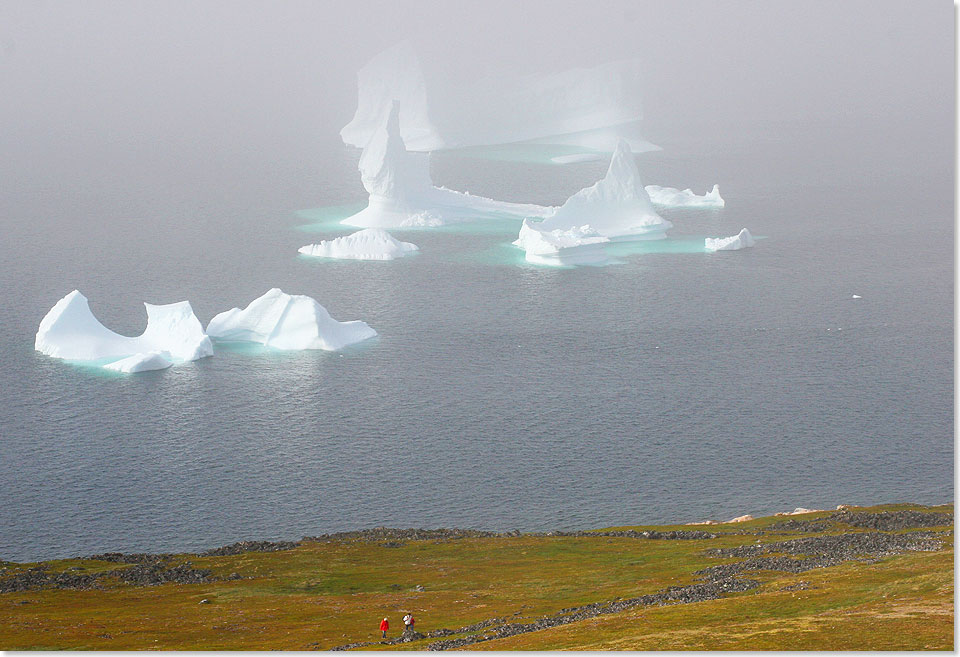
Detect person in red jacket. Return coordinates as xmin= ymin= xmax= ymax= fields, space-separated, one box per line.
xmin=379 ymin=617 xmax=389 ymax=639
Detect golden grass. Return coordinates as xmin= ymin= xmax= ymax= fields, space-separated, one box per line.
xmin=0 ymin=503 xmax=952 ymax=650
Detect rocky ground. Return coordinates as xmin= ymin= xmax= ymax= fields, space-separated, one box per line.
xmin=327 ymin=511 xmax=952 ymax=651
xmin=1 ymin=505 xmax=952 ymax=651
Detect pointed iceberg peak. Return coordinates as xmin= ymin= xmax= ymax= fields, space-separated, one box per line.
xmin=536 ymin=139 xmax=670 ymax=240
xmin=604 ymin=139 xmax=648 ymax=198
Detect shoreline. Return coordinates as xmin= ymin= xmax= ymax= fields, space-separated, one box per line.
xmin=1 ymin=503 xmax=953 ymax=651
xmin=2 ymin=502 xmax=952 ymax=566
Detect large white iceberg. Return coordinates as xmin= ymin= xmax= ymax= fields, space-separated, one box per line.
xmin=534 ymin=140 xmax=673 ymax=241
xmin=206 ymin=288 xmax=376 ymax=351
xmin=705 ymin=228 xmax=755 ymax=252
xmin=298 ymin=228 xmax=419 ymax=261
xmin=35 ymin=290 xmax=213 ymax=371
xmin=341 ymin=101 xmax=552 ymax=229
xmin=646 ymin=184 xmax=725 ymax=208
xmin=341 ymin=41 xmax=658 ymax=155
xmin=514 ymin=219 xmax=609 ymax=266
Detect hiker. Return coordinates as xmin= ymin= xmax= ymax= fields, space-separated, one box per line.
xmin=379 ymin=617 xmax=389 ymax=638
xmin=403 ymin=613 xmax=413 ymax=632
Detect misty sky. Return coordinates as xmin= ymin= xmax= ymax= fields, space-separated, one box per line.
xmin=0 ymin=0 xmax=953 ymax=210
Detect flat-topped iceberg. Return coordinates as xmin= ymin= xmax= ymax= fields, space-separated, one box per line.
xmin=299 ymin=228 xmax=419 ymax=261
xmin=514 ymin=219 xmax=609 ymax=266
xmin=206 ymin=288 xmax=376 ymax=351
xmin=535 ymin=140 xmax=673 ymax=241
xmin=705 ymin=228 xmax=755 ymax=252
xmin=550 ymin=153 xmax=604 ymax=164
xmin=646 ymin=184 xmax=725 ymax=208
xmin=342 ymin=101 xmax=552 ymax=229
xmin=341 ymin=41 xmax=657 ymax=155
xmin=35 ymin=290 xmax=213 ymax=372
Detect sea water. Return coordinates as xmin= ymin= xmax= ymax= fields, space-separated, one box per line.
xmin=0 ymin=116 xmax=952 ymax=561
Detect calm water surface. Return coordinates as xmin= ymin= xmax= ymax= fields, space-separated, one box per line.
xmin=0 ymin=117 xmax=952 ymax=561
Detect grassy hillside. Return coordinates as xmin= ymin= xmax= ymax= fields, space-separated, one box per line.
xmin=0 ymin=503 xmax=952 ymax=650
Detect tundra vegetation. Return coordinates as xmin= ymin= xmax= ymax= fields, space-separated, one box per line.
xmin=0 ymin=503 xmax=952 ymax=650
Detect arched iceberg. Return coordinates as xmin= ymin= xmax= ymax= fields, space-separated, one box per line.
xmin=206 ymin=288 xmax=376 ymax=351
xmin=35 ymin=290 xmax=213 ymax=371
xmin=341 ymin=41 xmax=658 ymax=155
xmin=341 ymin=101 xmax=552 ymax=229
xmin=299 ymin=228 xmax=419 ymax=261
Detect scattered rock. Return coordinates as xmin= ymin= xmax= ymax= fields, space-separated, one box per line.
xmin=401 ymin=629 xmax=425 ymax=642
xmin=108 ymin=563 xmax=214 ymax=586
xmin=86 ymin=552 xmax=173 ymax=565
xmin=708 ymin=531 xmax=944 ymax=562
xmin=0 ymin=568 xmax=102 ymax=594
xmin=423 ymin=577 xmax=759 ymax=651
xmin=768 ymin=518 xmax=833 ymax=533
xmin=199 ymin=540 xmax=299 ymax=557
xmin=832 ymin=510 xmax=953 ymax=531
xmin=771 ymin=510 xmax=953 ymax=533
xmin=199 ymin=599 xmax=210 ymax=604
xmin=305 ymin=528 xmax=500 ymax=544
xmin=325 ymin=520 xmax=949 ymax=652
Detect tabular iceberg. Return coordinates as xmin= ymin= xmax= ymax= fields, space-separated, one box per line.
xmin=534 ymin=140 xmax=673 ymax=241
xmin=35 ymin=290 xmax=213 ymax=372
xmin=705 ymin=228 xmax=756 ymax=252
xmin=341 ymin=41 xmax=658 ymax=155
xmin=514 ymin=219 xmax=609 ymax=266
xmin=206 ymin=288 xmax=376 ymax=351
xmin=341 ymin=101 xmax=552 ymax=229
xmin=299 ymin=228 xmax=419 ymax=261
xmin=646 ymin=184 xmax=725 ymax=208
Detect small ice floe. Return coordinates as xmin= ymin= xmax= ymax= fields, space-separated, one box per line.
xmin=705 ymin=228 xmax=755 ymax=252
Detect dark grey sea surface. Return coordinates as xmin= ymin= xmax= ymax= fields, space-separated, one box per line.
xmin=0 ymin=117 xmax=952 ymax=561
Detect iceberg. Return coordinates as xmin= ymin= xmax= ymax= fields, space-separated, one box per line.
xmin=341 ymin=42 xmax=658 ymax=155
xmin=102 ymin=351 xmax=173 ymax=374
xmin=206 ymin=288 xmax=376 ymax=351
xmin=550 ymin=153 xmax=604 ymax=164
xmin=298 ymin=228 xmax=419 ymax=261
xmin=534 ymin=140 xmax=673 ymax=240
xmin=704 ymin=228 xmax=755 ymax=252
xmin=35 ymin=290 xmax=213 ymax=371
xmin=514 ymin=219 xmax=609 ymax=266
xmin=646 ymin=184 xmax=725 ymax=208
xmin=341 ymin=101 xmax=552 ymax=229
xmin=524 ymin=121 xmax=661 ymax=157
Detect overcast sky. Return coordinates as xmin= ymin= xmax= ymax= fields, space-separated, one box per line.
xmin=0 ymin=0 xmax=953 ymax=203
